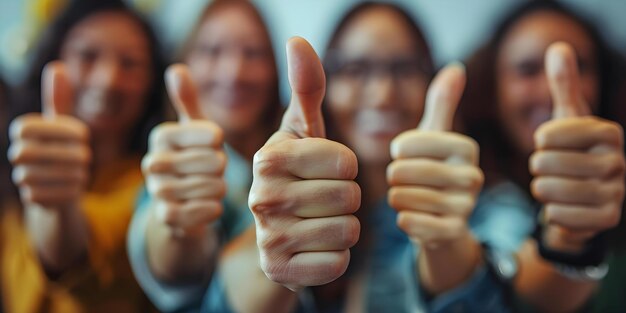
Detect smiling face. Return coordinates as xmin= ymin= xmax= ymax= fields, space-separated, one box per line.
xmin=60 ymin=10 xmax=152 ymax=139
xmin=496 ymin=10 xmax=599 ymax=155
xmin=326 ymin=7 xmax=430 ymax=166
xmin=185 ymin=3 xmax=277 ymax=136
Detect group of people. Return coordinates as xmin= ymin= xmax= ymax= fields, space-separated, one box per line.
xmin=0 ymin=0 xmax=625 ymax=312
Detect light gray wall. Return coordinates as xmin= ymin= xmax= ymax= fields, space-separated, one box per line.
xmin=1 ymin=0 xmax=625 ymax=96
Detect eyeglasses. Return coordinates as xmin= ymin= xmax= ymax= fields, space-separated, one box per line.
xmin=325 ymin=53 xmax=433 ymax=83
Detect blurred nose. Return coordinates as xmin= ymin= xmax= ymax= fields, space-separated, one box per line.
xmin=88 ymin=59 xmax=121 ymax=90
xmin=363 ymin=73 xmax=396 ymax=109
xmin=215 ymin=52 xmax=245 ymax=85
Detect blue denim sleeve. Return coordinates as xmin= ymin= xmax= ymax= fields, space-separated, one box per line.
xmin=201 ymin=272 xmax=235 ymax=313
xmin=408 ymin=245 xmax=512 ymax=313
xmin=470 ymin=181 xmax=537 ymax=253
xmin=201 ymin=270 xmax=319 ymax=313
xmin=412 ymin=181 xmax=536 ymax=313
xmin=127 ymin=189 xmax=206 ymax=313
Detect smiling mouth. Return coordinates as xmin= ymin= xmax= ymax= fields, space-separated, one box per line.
xmin=77 ymin=91 xmax=122 ymax=118
xmin=356 ymin=110 xmax=406 ymax=137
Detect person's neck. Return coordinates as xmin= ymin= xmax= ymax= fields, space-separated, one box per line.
xmin=225 ymin=126 xmax=271 ymax=162
xmin=91 ymin=131 xmax=129 ymax=171
xmin=359 ymin=162 xmax=389 ymax=208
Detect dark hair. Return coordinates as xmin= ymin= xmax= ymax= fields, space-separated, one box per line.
xmin=11 ymin=0 xmax=166 ymax=155
xmin=0 ymin=76 xmax=13 ymax=205
xmin=322 ymin=1 xmax=435 ymax=143
xmin=178 ymin=0 xmax=282 ymax=134
xmin=460 ymin=0 xmax=624 ymax=189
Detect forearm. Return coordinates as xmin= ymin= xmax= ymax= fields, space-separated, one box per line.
xmin=222 ymin=227 xmax=298 ymax=313
xmin=145 ymin=204 xmax=219 ymax=284
xmin=418 ymin=231 xmax=482 ymax=295
xmin=514 ymin=240 xmax=596 ymax=313
xmin=24 ymin=203 xmax=89 ymax=274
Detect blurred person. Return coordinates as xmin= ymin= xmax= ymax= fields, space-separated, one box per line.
xmin=0 ymin=76 xmax=9 ymax=313
xmin=4 ymin=0 xmax=165 ymax=311
xmin=459 ymin=1 xmax=626 ymax=312
xmin=236 ymin=2 xmax=517 ymax=312
xmin=125 ymin=0 xmax=283 ymax=312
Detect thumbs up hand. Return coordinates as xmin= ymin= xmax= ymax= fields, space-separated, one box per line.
xmin=8 ymin=61 xmax=91 ymax=209
xmin=530 ymin=42 xmax=625 ymax=252
xmin=248 ymin=37 xmax=360 ymax=290
xmin=387 ymin=63 xmax=483 ymax=249
xmin=142 ymin=64 xmax=226 ymax=236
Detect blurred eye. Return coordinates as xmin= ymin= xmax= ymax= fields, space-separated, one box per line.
xmin=515 ymin=60 xmax=542 ymax=77
xmin=195 ymin=43 xmax=222 ymax=58
xmin=338 ymin=60 xmax=369 ymax=79
xmin=243 ymin=47 xmax=269 ymax=61
xmin=76 ymin=48 xmax=98 ymax=65
xmin=391 ymin=59 xmax=427 ymax=78
xmin=120 ymin=56 xmax=143 ymax=71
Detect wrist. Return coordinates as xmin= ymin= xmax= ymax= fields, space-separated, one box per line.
xmin=543 ymin=225 xmax=595 ymax=254
xmin=417 ymin=224 xmax=473 ymax=252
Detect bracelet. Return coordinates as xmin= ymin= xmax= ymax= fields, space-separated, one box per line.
xmin=534 ymin=223 xmax=608 ymax=267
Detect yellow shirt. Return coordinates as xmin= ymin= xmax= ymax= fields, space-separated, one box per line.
xmin=1 ymin=157 xmax=156 ymax=313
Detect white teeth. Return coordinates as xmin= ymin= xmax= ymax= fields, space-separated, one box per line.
xmin=355 ymin=110 xmax=405 ymax=135
xmin=77 ymin=91 xmax=108 ymax=117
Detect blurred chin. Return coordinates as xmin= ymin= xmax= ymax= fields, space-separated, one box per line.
xmin=352 ymin=137 xmax=392 ymax=166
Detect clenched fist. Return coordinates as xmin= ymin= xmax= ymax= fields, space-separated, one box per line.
xmin=9 ymin=62 xmax=91 ymax=210
xmin=531 ymin=42 xmax=625 ymax=252
xmin=249 ymin=37 xmax=360 ymax=290
xmin=143 ymin=64 xmax=226 ymax=237
xmin=387 ymin=63 xmax=483 ymax=249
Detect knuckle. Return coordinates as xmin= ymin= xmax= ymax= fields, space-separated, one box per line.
xmin=462 ymin=166 xmax=484 ymax=190
xmin=150 ymin=180 xmax=177 ymax=200
xmin=260 ymin=255 xmax=289 ymax=284
xmin=161 ymin=205 xmax=180 ymax=226
xmin=253 ymin=146 xmax=284 ymax=177
xmin=248 ymin=183 xmax=283 ymax=215
xmin=386 ymin=161 xmax=403 ymax=185
xmin=529 ymin=152 xmax=543 ymax=175
xmin=342 ymin=216 xmax=361 ymax=248
xmin=396 ymin=211 xmax=413 ymax=233
xmin=327 ymin=251 xmax=350 ymax=279
xmin=336 ymin=181 xmax=361 ymax=214
xmin=336 ymin=145 xmax=358 ymax=179
xmin=148 ymin=122 xmax=176 ymax=148
xmin=257 ymin=229 xmax=290 ymax=253
xmin=214 ymin=179 xmax=227 ymax=199
xmin=604 ymin=153 xmax=626 ymax=177
xmin=387 ymin=187 xmax=402 ymax=209
xmin=142 ymin=153 xmax=172 ymax=174
xmin=531 ymin=178 xmax=547 ymax=202
xmin=597 ymin=121 xmax=623 ymax=146
xmin=7 ymin=141 xmax=26 ymax=164
xmin=454 ymin=193 xmax=476 ymax=216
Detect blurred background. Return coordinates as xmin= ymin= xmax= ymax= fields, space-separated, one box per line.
xmin=1 ymin=0 xmax=625 ymax=101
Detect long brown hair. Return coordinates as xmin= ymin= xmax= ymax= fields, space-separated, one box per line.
xmin=176 ymin=0 xmax=282 ymax=132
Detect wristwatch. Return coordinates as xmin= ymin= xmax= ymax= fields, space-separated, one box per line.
xmin=551 ymin=261 xmax=609 ymax=281
xmin=482 ymin=243 xmax=518 ymax=284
